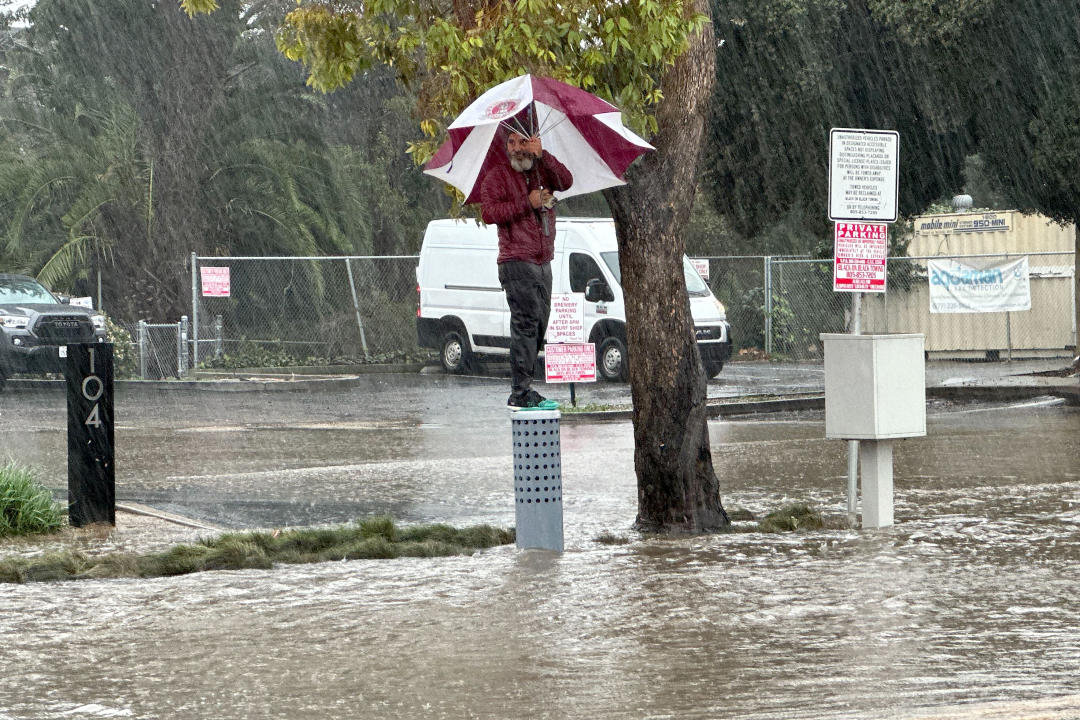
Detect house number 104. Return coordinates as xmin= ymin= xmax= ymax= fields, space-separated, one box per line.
xmin=83 ymin=347 xmax=104 ymax=428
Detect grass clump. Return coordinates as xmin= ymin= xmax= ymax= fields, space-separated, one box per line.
xmin=0 ymin=516 xmax=515 ymax=584
xmin=0 ymin=461 xmax=63 ymax=538
xmin=757 ymin=503 xmax=825 ymax=533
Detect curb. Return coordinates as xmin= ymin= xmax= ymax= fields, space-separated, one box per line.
xmin=927 ymin=384 xmax=1079 ymax=404
xmin=2 ymin=367 xmax=430 ymax=393
xmin=561 ymin=384 xmax=1078 ymax=422
xmin=116 ymin=502 xmax=221 ymax=531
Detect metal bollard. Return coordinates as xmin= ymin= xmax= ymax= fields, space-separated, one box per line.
xmin=511 ymin=409 xmax=563 ymax=551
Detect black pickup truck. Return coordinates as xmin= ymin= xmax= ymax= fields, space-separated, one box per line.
xmin=0 ymin=273 xmax=107 ymax=389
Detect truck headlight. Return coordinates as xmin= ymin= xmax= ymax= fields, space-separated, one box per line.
xmin=91 ymin=315 xmax=106 ymax=329
xmin=712 ymin=297 xmax=727 ymax=319
xmin=1 ymin=314 xmax=29 ymax=329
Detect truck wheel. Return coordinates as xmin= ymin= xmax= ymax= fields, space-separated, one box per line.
xmin=440 ymin=330 xmax=473 ymax=374
xmin=597 ymin=337 xmax=628 ymax=382
xmin=703 ymin=359 xmax=724 ymax=379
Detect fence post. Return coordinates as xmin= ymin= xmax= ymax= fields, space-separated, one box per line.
xmin=191 ymin=252 xmax=199 ymax=369
xmin=764 ymin=256 xmax=773 ymax=356
xmin=345 ymin=258 xmax=371 ymax=360
xmin=137 ymin=320 xmax=148 ymax=380
xmin=214 ymin=314 xmax=224 ymax=359
xmin=179 ymin=316 xmax=190 ymax=377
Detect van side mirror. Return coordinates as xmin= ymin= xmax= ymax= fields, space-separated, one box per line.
xmin=585 ymin=278 xmax=614 ymax=303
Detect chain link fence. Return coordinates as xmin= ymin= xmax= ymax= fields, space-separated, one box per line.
xmin=693 ymin=256 xmax=778 ymax=352
xmin=862 ymin=252 xmax=1076 ymax=361
xmin=182 ymin=251 xmax=1075 ymax=372
xmin=762 ymin=251 xmax=1076 ymax=362
xmin=191 ymin=255 xmax=421 ymax=368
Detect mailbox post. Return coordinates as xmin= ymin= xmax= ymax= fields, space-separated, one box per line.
xmin=66 ymin=343 xmax=115 ymax=527
xmin=821 ymin=334 xmax=925 ymax=528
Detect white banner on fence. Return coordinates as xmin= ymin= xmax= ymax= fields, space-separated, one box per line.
xmin=928 ymin=257 xmax=1031 ymax=314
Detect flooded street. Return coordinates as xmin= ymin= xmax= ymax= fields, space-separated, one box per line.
xmin=1 ymin=375 xmax=1078 ymax=718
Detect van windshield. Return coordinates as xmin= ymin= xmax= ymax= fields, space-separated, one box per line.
xmin=599 ymin=252 xmax=712 ymax=297
xmin=600 ymin=252 xmax=621 ymax=283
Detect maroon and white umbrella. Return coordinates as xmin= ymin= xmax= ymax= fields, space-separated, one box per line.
xmin=423 ymin=74 xmax=654 ymax=204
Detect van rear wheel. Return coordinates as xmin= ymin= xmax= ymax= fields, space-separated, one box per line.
xmin=597 ymin=337 xmax=628 ymax=382
xmin=703 ymin=359 xmax=724 ymax=379
xmin=440 ymin=331 xmax=474 ymax=374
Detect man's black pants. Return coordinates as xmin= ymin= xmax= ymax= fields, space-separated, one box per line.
xmin=498 ymin=260 xmax=552 ymax=398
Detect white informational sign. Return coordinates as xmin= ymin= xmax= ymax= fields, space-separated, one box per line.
xmin=544 ymin=343 xmax=596 ymax=383
xmin=690 ymin=258 xmax=710 ymax=282
xmin=928 ymin=257 xmax=1031 ymax=314
xmin=69 ymin=297 xmax=94 ymax=309
xmin=546 ymin=293 xmax=585 ymax=343
xmin=829 ymin=128 xmax=899 ymax=222
xmin=200 ymin=266 xmax=231 ymax=297
xmin=833 ymin=222 xmax=888 ymax=293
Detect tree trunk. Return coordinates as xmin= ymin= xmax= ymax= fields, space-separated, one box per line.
xmin=603 ymin=0 xmax=729 ymax=533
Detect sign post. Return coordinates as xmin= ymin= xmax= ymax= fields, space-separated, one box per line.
xmin=66 ymin=343 xmax=115 ymax=527
xmin=828 ymin=128 xmax=900 ymax=527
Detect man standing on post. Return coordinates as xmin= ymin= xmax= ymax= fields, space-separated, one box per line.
xmin=481 ymin=129 xmax=573 ymax=408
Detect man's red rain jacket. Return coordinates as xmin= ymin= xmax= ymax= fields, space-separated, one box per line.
xmin=480 ymin=152 xmax=573 ymax=265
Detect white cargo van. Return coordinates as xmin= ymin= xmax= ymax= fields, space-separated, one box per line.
xmin=415 ymin=217 xmax=732 ymax=381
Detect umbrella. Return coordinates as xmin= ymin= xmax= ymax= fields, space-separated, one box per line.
xmin=423 ymin=74 xmax=654 ymax=205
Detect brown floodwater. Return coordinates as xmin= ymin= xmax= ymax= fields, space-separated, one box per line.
xmin=0 ymin=390 xmax=1078 ymax=719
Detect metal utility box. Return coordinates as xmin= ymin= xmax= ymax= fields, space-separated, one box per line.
xmin=821 ymin=334 xmax=926 ymax=440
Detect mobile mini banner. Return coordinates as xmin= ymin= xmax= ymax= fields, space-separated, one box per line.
xmin=928 ymin=257 xmax=1031 ymax=314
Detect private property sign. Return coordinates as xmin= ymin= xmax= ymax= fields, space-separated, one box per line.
xmin=829 ymin=128 xmax=899 ymax=222
xmin=544 ymin=343 xmax=596 ymax=383
xmin=834 ymin=222 xmax=888 ymax=292
xmin=200 ymin=266 xmax=231 ymax=297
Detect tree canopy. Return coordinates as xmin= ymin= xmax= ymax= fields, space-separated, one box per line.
xmin=182 ymin=0 xmax=708 ymax=159
xmin=704 ymin=0 xmax=967 ymax=253
xmin=0 ymin=0 xmax=444 ymax=319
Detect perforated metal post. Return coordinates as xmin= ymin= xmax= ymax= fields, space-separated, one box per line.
xmin=511 ymin=410 xmax=563 ymax=551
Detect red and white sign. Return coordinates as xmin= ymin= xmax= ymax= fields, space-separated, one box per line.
xmin=544 ymin=343 xmax=596 ymax=383
xmin=546 ymin=293 xmax=585 ymax=343
xmin=833 ymin=222 xmax=887 ymax=293
xmin=200 ymin=267 xmax=231 ymax=297
xmin=690 ymin=258 xmax=710 ymax=281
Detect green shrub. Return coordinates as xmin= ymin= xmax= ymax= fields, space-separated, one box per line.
xmin=0 ymin=461 xmax=63 ymax=537
xmin=104 ymin=317 xmax=137 ymax=379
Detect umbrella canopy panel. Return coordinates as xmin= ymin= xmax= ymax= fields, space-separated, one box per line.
xmin=424 ymin=75 xmax=653 ymax=204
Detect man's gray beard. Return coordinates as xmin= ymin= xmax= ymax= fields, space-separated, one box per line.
xmin=510 ymin=155 xmax=534 ymax=173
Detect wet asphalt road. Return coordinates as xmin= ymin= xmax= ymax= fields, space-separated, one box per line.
xmin=0 ymin=359 xmax=1072 ymax=528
